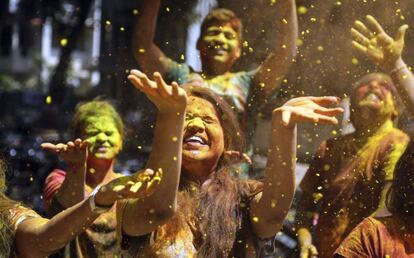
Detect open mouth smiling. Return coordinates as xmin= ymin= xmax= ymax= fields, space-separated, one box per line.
xmin=363 ymin=93 xmax=381 ymax=102
xmin=183 ymin=135 xmax=209 ymax=149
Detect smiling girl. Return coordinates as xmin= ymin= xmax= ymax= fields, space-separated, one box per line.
xmin=118 ymin=70 xmax=343 ymax=257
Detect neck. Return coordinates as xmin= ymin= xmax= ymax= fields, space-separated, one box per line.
xmin=201 ymin=60 xmax=231 ymax=77
xmin=354 ymin=118 xmax=394 ymax=139
xmin=86 ymin=157 xmax=116 ymax=188
xmin=182 ymin=164 xmax=216 ymax=185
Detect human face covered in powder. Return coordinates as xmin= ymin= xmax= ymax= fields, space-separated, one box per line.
xmin=197 ymin=23 xmax=241 ymax=73
xmin=82 ymin=116 xmax=122 ymax=160
xmin=351 ymin=73 xmax=398 ymax=128
xmin=182 ymin=96 xmax=225 ymax=179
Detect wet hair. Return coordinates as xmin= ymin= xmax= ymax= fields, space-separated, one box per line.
xmin=70 ymin=100 xmax=125 ymax=141
xmin=349 ymin=73 xmax=402 ymax=124
xmin=387 ymin=140 xmax=414 ymax=218
xmin=199 ymin=8 xmax=243 ymax=41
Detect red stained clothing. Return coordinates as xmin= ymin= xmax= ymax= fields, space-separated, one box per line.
xmin=297 ymin=124 xmax=409 ymax=258
xmin=335 ymin=216 xmax=414 ymax=258
xmin=43 ymin=169 xmax=66 ymax=209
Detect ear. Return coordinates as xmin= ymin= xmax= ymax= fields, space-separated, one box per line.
xmin=235 ymin=44 xmax=241 ymax=59
xmin=232 ymin=38 xmax=242 ymax=60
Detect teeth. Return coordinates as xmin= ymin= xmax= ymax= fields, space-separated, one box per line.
xmin=186 ymin=136 xmax=206 ymax=144
xmin=365 ymin=93 xmax=379 ymax=101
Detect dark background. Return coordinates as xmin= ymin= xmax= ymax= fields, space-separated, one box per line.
xmin=1 ymin=0 xmax=413 ymax=226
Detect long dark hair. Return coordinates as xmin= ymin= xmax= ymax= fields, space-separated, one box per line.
xmin=387 ymin=140 xmax=414 ymax=218
xmin=152 ymin=85 xmax=249 ymax=257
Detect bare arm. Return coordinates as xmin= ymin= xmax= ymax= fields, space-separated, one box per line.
xmin=253 ymin=0 xmax=298 ymax=98
xmin=16 ymin=169 xmax=160 ymax=258
xmin=351 ymin=15 xmax=414 ymax=115
xmin=250 ymin=96 xmax=343 ymax=238
xmin=133 ymin=0 xmax=169 ymax=77
xmin=121 ymin=70 xmax=186 ymax=236
xmin=15 ymin=199 xmax=99 ymax=258
xmin=41 ymin=139 xmax=89 ymax=209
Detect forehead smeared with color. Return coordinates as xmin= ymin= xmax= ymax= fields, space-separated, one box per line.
xmin=353 ymin=73 xmax=392 ymax=90
xmin=350 ymin=72 xmax=398 ymax=104
xmin=200 ymin=8 xmax=243 ymax=40
xmin=70 ymin=100 xmax=124 ymax=139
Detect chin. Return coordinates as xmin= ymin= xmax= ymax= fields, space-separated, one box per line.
xmin=182 ymin=150 xmax=206 ymax=162
xmin=92 ymin=153 xmax=114 ymax=160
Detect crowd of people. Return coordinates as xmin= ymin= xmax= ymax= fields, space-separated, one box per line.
xmin=1 ymin=1 xmax=414 ymax=257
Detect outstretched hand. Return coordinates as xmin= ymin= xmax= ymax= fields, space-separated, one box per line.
xmin=351 ymin=15 xmax=408 ymax=71
xmin=273 ymin=96 xmax=343 ymax=128
xmin=41 ymin=139 xmax=89 ymax=167
xmin=128 ymin=70 xmax=187 ymax=114
xmin=95 ymin=168 xmax=162 ymax=206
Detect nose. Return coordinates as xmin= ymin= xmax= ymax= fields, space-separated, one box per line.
xmin=96 ymin=132 xmax=107 ymax=143
xmin=212 ymin=32 xmax=226 ymax=44
xmin=368 ymin=80 xmax=381 ymax=90
xmin=186 ymin=117 xmax=205 ymax=133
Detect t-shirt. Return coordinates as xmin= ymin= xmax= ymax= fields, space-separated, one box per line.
xmin=43 ymin=169 xmax=121 ymax=258
xmin=297 ymin=124 xmax=409 ymax=258
xmin=8 ymin=205 xmax=40 ymax=258
xmin=116 ymin=178 xmax=276 ymax=258
xmin=162 ymin=58 xmax=264 ymax=135
xmin=335 ymin=216 xmax=414 ymax=258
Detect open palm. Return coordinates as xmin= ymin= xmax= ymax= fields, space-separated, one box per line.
xmin=274 ymin=96 xmax=343 ymax=128
xmin=351 ymin=15 xmax=408 ymax=71
xmin=128 ymin=70 xmax=187 ymax=114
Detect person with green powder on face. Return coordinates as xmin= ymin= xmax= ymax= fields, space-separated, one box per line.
xmin=42 ymin=101 xmax=128 ymax=257
xmin=42 ymin=72 xmax=187 ymax=257
xmin=0 ymin=151 xmax=162 ymax=258
xmin=133 ymin=0 xmax=298 ymax=137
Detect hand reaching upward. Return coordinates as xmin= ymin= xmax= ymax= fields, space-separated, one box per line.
xmin=128 ymin=70 xmax=187 ymax=114
xmin=351 ymin=15 xmax=409 ymax=71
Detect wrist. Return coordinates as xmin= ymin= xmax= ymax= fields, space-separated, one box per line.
xmin=384 ymin=58 xmax=405 ymax=73
xmin=67 ymin=161 xmax=86 ymax=170
xmin=272 ymin=109 xmax=296 ymax=130
xmin=89 ymin=186 xmax=114 ymax=214
xmin=158 ymin=110 xmax=186 ymax=122
xmin=158 ymin=107 xmax=186 ymax=117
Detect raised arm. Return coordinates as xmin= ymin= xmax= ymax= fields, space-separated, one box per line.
xmin=41 ymin=139 xmax=88 ymax=210
xmin=253 ymin=0 xmax=298 ymax=98
xmin=250 ymin=96 xmax=343 ymax=239
xmin=133 ymin=0 xmax=170 ymax=77
xmin=351 ymin=15 xmax=414 ymax=115
xmin=121 ymin=70 xmax=186 ymax=236
xmin=15 ymin=168 xmax=160 ymax=258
